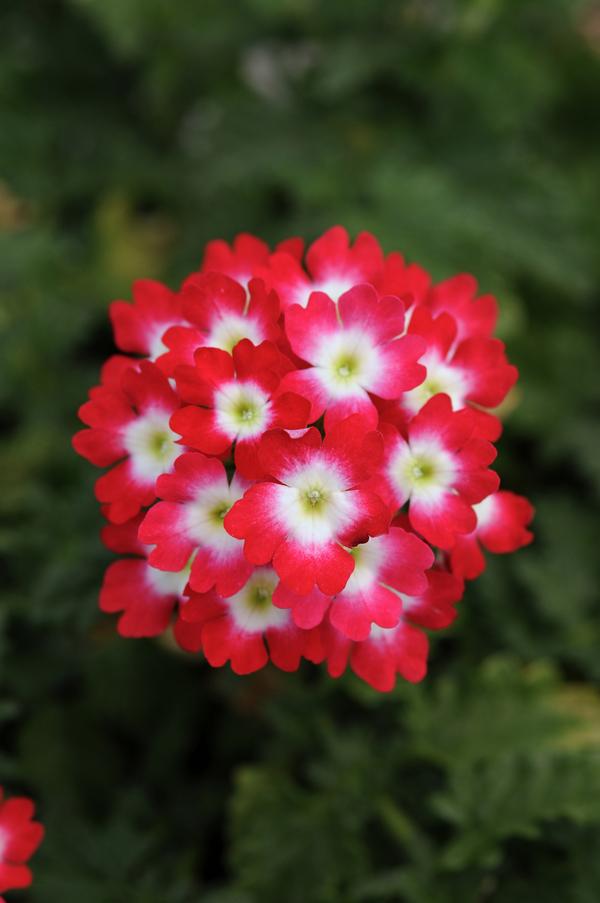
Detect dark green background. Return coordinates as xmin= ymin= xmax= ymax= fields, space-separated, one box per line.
xmin=1 ymin=1 xmax=600 ymax=900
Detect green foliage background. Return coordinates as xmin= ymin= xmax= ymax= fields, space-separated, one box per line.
xmin=1 ymin=1 xmax=600 ymax=900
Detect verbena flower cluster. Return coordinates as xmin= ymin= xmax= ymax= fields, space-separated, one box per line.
xmin=0 ymin=788 xmax=44 ymax=901
xmin=73 ymin=227 xmax=533 ymax=691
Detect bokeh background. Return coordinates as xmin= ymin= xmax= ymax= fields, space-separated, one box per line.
xmin=2 ymin=1 xmax=600 ymax=900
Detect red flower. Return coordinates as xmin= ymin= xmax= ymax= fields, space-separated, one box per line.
xmin=157 ymin=274 xmax=282 ymax=375
xmin=0 ymin=789 xmax=44 ymax=898
xmin=179 ymin=567 xmax=310 ymax=674
xmin=73 ymin=361 xmax=182 ymax=523
xmin=280 ymin=284 xmax=426 ymax=429
xmin=109 ymin=279 xmax=186 ymax=360
xmin=100 ymin=514 xmax=191 ymax=637
xmin=200 ymin=232 xmax=303 ymax=286
xmin=273 ymin=526 xmax=434 ymax=640
xmin=262 ymin=225 xmax=384 ymax=310
xmin=448 ymin=490 xmax=535 ymax=579
xmin=138 ymin=452 xmax=253 ymax=596
xmin=170 ymin=339 xmax=310 ymax=478
xmin=382 ymin=305 xmax=518 ymax=440
xmin=74 ymin=227 xmax=533 ymax=692
xmin=307 ymin=567 xmax=463 ymax=691
xmin=224 ymin=416 xmax=390 ymax=596
xmin=372 ymin=394 xmax=499 ymax=548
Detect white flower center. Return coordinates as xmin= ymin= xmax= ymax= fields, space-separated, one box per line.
xmin=185 ymin=482 xmax=243 ymax=552
xmin=214 ymin=381 xmax=271 ymax=440
xmin=276 ymin=459 xmax=357 ymax=545
xmin=314 ymin=328 xmax=378 ymax=396
xmin=389 ymin=439 xmax=456 ymax=504
xmin=123 ymin=410 xmax=181 ymax=482
xmin=146 ymin=559 xmax=192 ymax=597
xmin=402 ymin=355 xmax=469 ymax=415
xmin=227 ymin=568 xmax=288 ymax=632
xmin=342 ymin=538 xmax=384 ymax=593
xmin=207 ymin=314 xmax=262 ymax=353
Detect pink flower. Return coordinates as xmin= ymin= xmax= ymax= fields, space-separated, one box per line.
xmin=157 ymin=274 xmax=282 ymax=375
xmin=0 ymin=789 xmax=44 ymax=898
xmin=224 ymin=416 xmax=390 ymax=595
xmin=138 ymin=452 xmax=253 ymax=596
xmin=180 ymin=567 xmax=310 ymax=674
xmin=373 ymin=394 xmax=499 ymax=548
xmin=448 ymin=490 xmax=535 ymax=579
xmin=109 ymin=279 xmax=186 ymax=361
xmin=100 ymin=514 xmax=191 ymax=637
xmin=273 ymin=526 xmax=434 ymax=640
xmin=73 ymin=361 xmax=182 ymax=523
xmin=262 ymin=225 xmax=384 ymax=309
xmin=279 ymin=284 xmax=426 ymax=429
xmin=74 ymin=226 xmax=533 ymax=692
xmin=170 ymin=339 xmax=310 ymax=478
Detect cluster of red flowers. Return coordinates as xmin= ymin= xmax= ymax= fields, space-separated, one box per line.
xmin=0 ymin=789 xmax=43 ymax=901
xmin=74 ymin=227 xmax=533 ymax=692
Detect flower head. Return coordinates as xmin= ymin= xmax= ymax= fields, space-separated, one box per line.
xmin=74 ymin=226 xmax=532 ymax=691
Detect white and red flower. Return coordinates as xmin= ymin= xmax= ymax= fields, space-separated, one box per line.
xmin=393 ymin=305 xmax=518 ymax=440
xmin=372 ymin=394 xmax=499 ymax=548
xmin=74 ymin=227 xmax=532 ymax=692
xmin=170 ymin=339 xmax=309 ymax=478
xmin=138 ymin=452 xmax=252 ymax=597
xmin=280 ymin=284 xmax=426 ymax=429
xmin=180 ymin=567 xmax=309 ymax=674
xmin=0 ymin=789 xmax=44 ymax=900
xmin=224 ymin=416 xmax=390 ymax=596
xmin=307 ymin=566 xmax=463 ymax=691
xmin=200 ymin=232 xmax=303 ymax=287
xmin=448 ymin=490 xmax=534 ymax=579
xmin=157 ymin=274 xmax=282 ymax=375
xmin=100 ymin=514 xmax=191 ymax=637
xmin=109 ymin=279 xmax=186 ymax=361
xmin=73 ymin=360 xmax=182 ymax=523
xmin=273 ymin=526 xmax=434 ymax=640
xmin=262 ymin=225 xmax=385 ymax=310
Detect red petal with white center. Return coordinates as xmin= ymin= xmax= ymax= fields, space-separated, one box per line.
xmin=378 ymin=528 xmax=434 ymax=596
xmin=284 ymin=291 xmax=339 ymax=364
xmin=351 ymin=622 xmax=430 ymax=690
xmin=99 ymin=559 xmax=177 ymax=637
xmin=109 ymin=279 xmax=184 ymax=357
xmin=224 ymin=483 xmax=287 ymax=564
xmin=138 ymin=501 xmax=193 ymax=570
xmin=337 ymin=284 xmax=406 ymax=343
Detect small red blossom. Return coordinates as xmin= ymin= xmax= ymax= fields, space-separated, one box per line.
xmin=74 ymin=226 xmax=532 ymax=691
xmin=0 ymin=789 xmax=44 ymax=899
xmin=448 ymin=490 xmax=535 ymax=579
xmin=280 ymin=283 xmax=426 ymax=429
xmin=73 ymin=360 xmax=182 ymax=523
xmin=171 ymin=339 xmax=310 ymax=478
